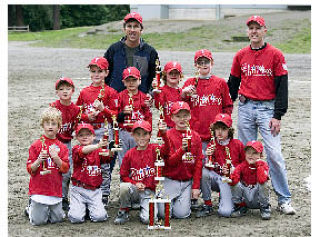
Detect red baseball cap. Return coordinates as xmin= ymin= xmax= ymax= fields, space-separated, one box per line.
xmin=194 ymin=49 xmax=213 ymax=63
xmin=124 ymin=12 xmax=143 ymax=25
xmin=88 ymin=57 xmax=109 ymax=70
xmin=171 ymin=101 xmax=191 ymax=115
xmin=55 ymin=77 xmax=74 ymax=89
xmin=164 ymin=61 xmax=182 ymax=74
xmin=122 ymin=67 xmax=141 ymax=80
xmin=76 ymin=123 xmax=95 ymax=136
xmin=132 ymin=120 xmax=152 ymax=132
xmin=246 ymin=15 xmax=266 ymax=27
xmin=245 ymin=141 xmax=264 ymax=153
xmin=213 ymin=113 xmax=232 ymax=128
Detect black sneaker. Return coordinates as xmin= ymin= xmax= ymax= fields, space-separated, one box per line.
xmin=191 ymin=199 xmax=201 ymax=211
xmin=85 ymin=208 xmax=90 ymax=220
xmin=114 ymin=210 xmax=129 ymax=225
xmin=260 ymin=205 xmax=271 ymax=220
xmin=62 ymin=198 xmax=69 ymax=211
xmin=102 ymin=195 xmax=109 ymax=208
xmin=196 ymin=205 xmax=214 ymax=218
xmin=230 ymin=206 xmax=248 ymax=218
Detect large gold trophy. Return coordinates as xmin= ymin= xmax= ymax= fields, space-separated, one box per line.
xmin=111 ymin=115 xmax=123 ymax=152
xmin=152 ymin=59 xmax=161 ymax=93
xmin=123 ymin=94 xmax=134 ymax=127
xmin=156 ymin=105 xmax=165 ymax=145
xmin=40 ymin=136 xmax=51 ymax=175
xmin=221 ymin=147 xmax=233 ymax=183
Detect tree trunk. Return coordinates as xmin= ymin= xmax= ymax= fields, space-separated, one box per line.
xmin=16 ymin=5 xmax=24 ymax=26
xmin=53 ymin=5 xmax=60 ymax=30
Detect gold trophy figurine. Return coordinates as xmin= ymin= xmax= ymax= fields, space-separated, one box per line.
xmin=182 ymin=121 xmax=192 ymax=161
xmin=124 ymin=94 xmax=134 ymax=127
xmin=205 ymin=132 xmax=216 ymax=168
xmin=40 ymin=136 xmax=51 ymax=175
xmin=156 ymin=105 xmax=165 ymax=145
xmin=111 ymin=115 xmax=123 ymax=152
xmin=152 ymin=59 xmax=161 ymax=93
xmin=222 ymin=147 xmax=233 ymax=183
xmin=99 ymin=119 xmax=110 ymax=156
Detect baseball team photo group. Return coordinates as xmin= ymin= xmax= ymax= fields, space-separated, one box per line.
xmin=8 ymin=5 xmax=311 ymax=236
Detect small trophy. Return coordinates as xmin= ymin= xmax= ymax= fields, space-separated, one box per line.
xmin=123 ymin=94 xmax=134 ymax=127
xmin=148 ymin=148 xmax=171 ymax=230
xmin=205 ymin=135 xmax=216 ymax=168
xmin=40 ymin=136 xmax=51 ymax=175
xmin=182 ymin=122 xmax=193 ymax=161
xmin=92 ymin=87 xmax=105 ymax=114
xmin=156 ymin=105 xmax=165 ymax=145
xmin=221 ymin=147 xmax=233 ymax=183
xmin=111 ymin=115 xmax=122 ymax=152
xmin=152 ymin=59 xmax=161 ymax=93
xmin=99 ymin=119 xmax=110 ymax=156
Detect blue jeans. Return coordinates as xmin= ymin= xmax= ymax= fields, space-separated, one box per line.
xmin=238 ymin=99 xmax=291 ymax=205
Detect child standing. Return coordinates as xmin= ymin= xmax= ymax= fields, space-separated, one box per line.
xmin=50 ymin=77 xmax=80 ymax=211
xmin=114 ymin=120 xmax=168 ymax=225
xmin=196 ymin=113 xmax=245 ymax=218
xmin=152 ymin=61 xmax=184 ymax=128
xmin=76 ymin=56 xmax=118 ymax=206
xmin=229 ymin=140 xmax=271 ymax=220
xmin=26 ymin=107 xmax=70 ymax=226
xmin=68 ymin=123 xmax=112 ymax=223
xmin=158 ymin=101 xmax=203 ymax=219
xmin=116 ymin=67 xmax=152 ymax=167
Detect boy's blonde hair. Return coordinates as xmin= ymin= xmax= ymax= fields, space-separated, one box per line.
xmin=40 ymin=107 xmax=62 ymax=128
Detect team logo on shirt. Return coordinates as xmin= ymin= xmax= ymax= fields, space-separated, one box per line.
xmin=87 ymin=165 xmax=101 ymax=176
xmin=190 ymin=94 xmax=222 ymax=107
xmin=241 ymin=63 xmax=273 ymax=77
xmin=59 ymin=122 xmax=72 ymax=133
xmin=130 ymin=166 xmax=155 ymax=181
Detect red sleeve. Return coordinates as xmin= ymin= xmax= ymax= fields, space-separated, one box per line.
xmin=26 ymin=141 xmax=41 ymax=176
xmin=76 ymin=91 xmax=83 ymax=106
xmin=273 ymin=49 xmax=288 ymax=77
xmin=230 ymin=51 xmax=241 ymax=78
xmin=230 ymin=164 xmax=242 ymax=186
xmin=165 ymin=148 xmax=185 ymax=166
xmin=72 ymin=145 xmax=85 ymax=164
xmin=221 ymin=80 xmax=233 ymax=115
xmin=159 ymin=132 xmax=170 ymax=157
xmin=256 ymin=160 xmax=269 ymax=184
xmin=58 ymin=144 xmax=70 ymax=173
xmin=119 ymin=151 xmax=137 ymax=185
xmin=181 ymin=78 xmax=194 ymax=101
xmin=191 ymin=138 xmax=203 ymax=189
xmin=99 ymin=148 xmax=114 ymax=164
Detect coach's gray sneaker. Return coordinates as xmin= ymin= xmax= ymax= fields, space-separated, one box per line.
xmin=260 ymin=205 xmax=271 ymax=220
xmin=230 ymin=206 xmax=248 ymax=218
xmin=196 ymin=205 xmax=213 ymax=218
xmin=114 ymin=210 xmax=129 ymax=225
xmin=278 ymin=202 xmax=296 ymax=215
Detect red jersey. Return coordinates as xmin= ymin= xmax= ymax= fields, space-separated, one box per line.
xmin=50 ymin=100 xmax=80 ymax=143
xmin=230 ymin=43 xmax=288 ymax=101
xmin=183 ymin=76 xmax=233 ymax=141
xmin=120 ymin=143 xmax=168 ymax=191
xmin=230 ymin=160 xmax=269 ymax=186
xmin=118 ymin=89 xmax=152 ymax=131
xmin=163 ymin=128 xmax=203 ymax=189
xmin=154 ymin=85 xmax=183 ymax=128
xmin=27 ymin=136 xmax=69 ymax=197
xmin=71 ymin=145 xmax=112 ymax=189
xmin=76 ymin=84 xmax=118 ymax=124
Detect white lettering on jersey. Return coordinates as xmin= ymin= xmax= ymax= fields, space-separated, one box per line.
xmin=241 ymin=63 xmax=273 ymax=77
xmin=130 ymin=166 xmax=155 ymax=181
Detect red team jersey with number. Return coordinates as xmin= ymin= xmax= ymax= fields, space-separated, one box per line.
xmin=50 ymin=100 xmax=80 ymax=143
xmin=118 ymin=89 xmax=152 ymax=131
xmin=230 ymin=43 xmax=288 ymax=101
xmin=76 ymin=84 xmax=118 ymax=124
xmin=206 ymin=138 xmax=245 ymax=175
xmin=183 ymin=76 xmax=233 ymax=141
xmin=154 ymin=85 xmax=183 ymax=128
xmin=27 ymin=136 xmax=69 ymax=197
xmin=71 ymin=145 xmax=112 ymax=189
xmin=163 ymin=128 xmax=203 ymax=189
xmin=120 ymin=143 xmax=168 ymax=191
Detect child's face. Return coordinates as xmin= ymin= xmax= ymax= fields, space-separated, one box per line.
xmin=132 ymin=128 xmax=151 ymax=149
xmin=90 ymin=65 xmax=108 ymax=87
xmin=171 ymin=110 xmax=191 ymax=130
xmin=56 ymin=83 xmax=74 ymax=101
xmin=123 ymin=76 xmax=141 ymax=92
xmin=76 ymin=129 xmax=95 ymax=146
xmin=245 ymin=147 xmax=261 ymax=165
xmin=166 ymin=70 xmax=181 ymax=87
xmin=195 ymin=57 xmax=213 ymax=76
xmin=214 ymin=124 xmax=229 ymax=141
xmin=43 ymin=119 xmax=60 ymax=139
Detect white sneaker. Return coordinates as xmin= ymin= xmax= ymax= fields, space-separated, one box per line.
xmin=278 ymin=202 xmax=296 ymax=215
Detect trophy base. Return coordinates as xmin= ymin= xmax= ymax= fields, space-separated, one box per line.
xmin=182 ymin=153 xmax=193 ymax=161
xmin=148 ymin=225 xmax=171 ymax=230
xmin=221 ymin=177 xmax=232 ymax=183
xmin=155 ymin=177 xmax=165 ymax=181
xmin=111 ymin=147 xmax=123 ymax=152
xmin=152 ymin=89 xmax=161 ymax=93
xmin=205 ymin=163 xmax=216 ymax=168
xmin=124 ymin=122 xmax=134 ymax=127
xmin=40 ymin=170 xmax=51 ymax=175
xmin=99 ymin=149 xmax=109 ymax=156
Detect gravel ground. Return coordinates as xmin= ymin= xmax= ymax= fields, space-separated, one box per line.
xmin=8 ymin=10 xmax=311 ymax=237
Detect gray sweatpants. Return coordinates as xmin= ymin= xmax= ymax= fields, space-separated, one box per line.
xmin=62 ymin=141 xmax=72 ymax=200
xmin=68 ymin=185 xmax=108 ymax=223
xmin=29 ymin=199 xmax=65 ymax=226
xmin=117 ymin=129 xmax=136 ymax=167
xmin=158 ymin=178 xmax=192 ymax=219
xmin=119 ymin=182 xmax=155 ymax=223
xmin=230 ymin=182 xmax=270 ymax=208
xmin=201 ymin=168 xmax=234 ymax=217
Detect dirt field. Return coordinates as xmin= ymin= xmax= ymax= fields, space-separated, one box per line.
xmin=8 ymin=12 xmax=311 ymax=237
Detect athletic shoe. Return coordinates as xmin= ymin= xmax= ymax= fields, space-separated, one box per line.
xmin=85 ymin=208 xmax=90 ymax=220
xmin=114 ymin=210 xmax=129 ymax=225
xmin=131 ymin=202 xmax=140 ymax=210
xmin=230 ymin=206 xmax=248 ymax=218
xmin=260 ymin=205 xmax=271 ymax=220
xmin=102 ymin=195 xmax=109 ymax=208
xmin=62 ymin=198 xmax=69 ymax=211
xmin=191 ymin=199 xmax=201 ymax=211
xmin=278 ymin=202 xmax=296 ymax=215
xmin=24 ymin=206 xmax=29 ymax=217
xmin=195 ymin=205 xmax=214 ymax=218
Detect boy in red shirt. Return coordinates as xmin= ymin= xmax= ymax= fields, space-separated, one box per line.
xmin=50 ymin=77 xmax=80 ymax=211
xmin=76 ymin=56 xmax=118 ymax=206
xmin=114 ymin=120 xmax=168 ymax=225
xmin=158 ymin=101 xmax=203 ymax=219
xmin=116 ymin=67 xmax=152 ymax=167
xmin=196 ymin=113 xmax=245 ymax=218
xmin=229 ymin=141 xmax=271 ymax=220
xmin=26 ymin=107 xmax=70 ymax=226
xmin=68 ymin=123 xmax=112 ymax=223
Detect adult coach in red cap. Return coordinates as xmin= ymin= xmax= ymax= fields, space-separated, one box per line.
xmin=104 ymin=12 xmax=159 ymax=94
xmin=227 ymin=15 xmax=295 ymax=215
